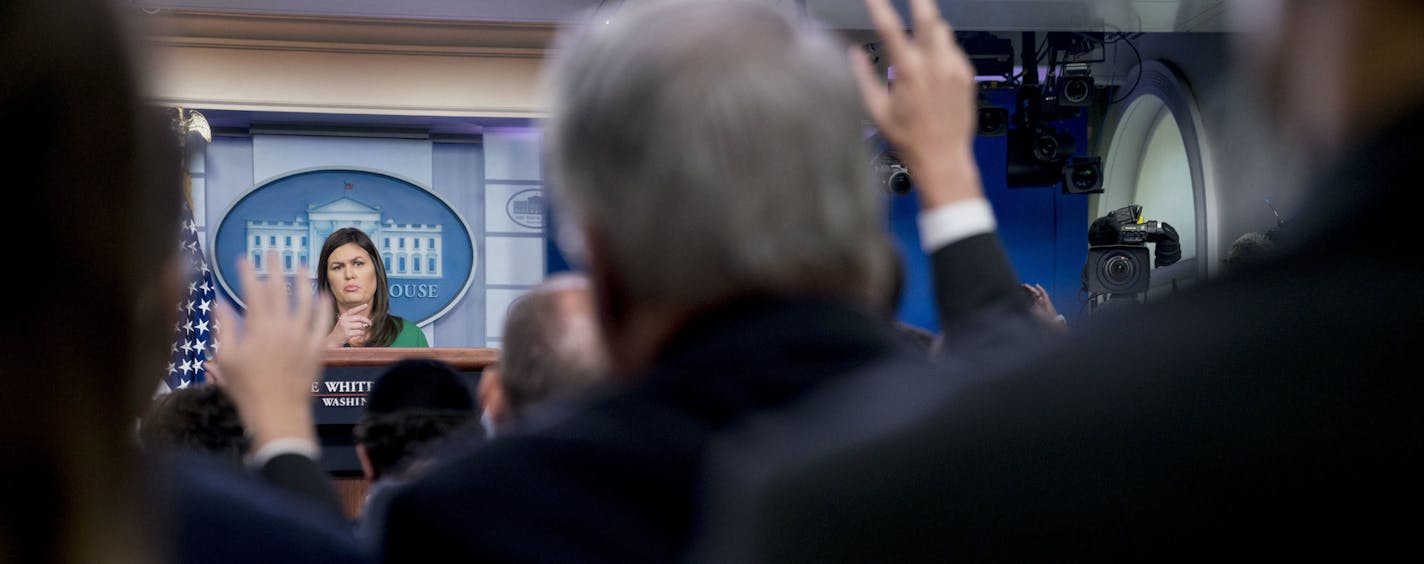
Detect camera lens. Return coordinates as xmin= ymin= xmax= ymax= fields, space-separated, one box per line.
xmin=977 ymin=107 xmax=1007 ymax=136
xmin=1034 ymin=136 xmax=1060 ymax=162
xmin=1088 ymin=246 xmax=1149 ymax=295
xmin=1103 ymin=254 xmax=1137 ymax=286
xmin=873 ymin=150 xmax=913 ymax=194
xmin=1106 ymin=256 xmax=1131 ymax=279
xmin=1064 ymin=78 xmax=1089 ymax=104
xmin=1033 ymin=131 xmax=1075 ymax=163
xmin=887 ymin=169 xmax=913 ymax=195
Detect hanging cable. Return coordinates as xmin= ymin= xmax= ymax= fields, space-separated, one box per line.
xmin=1106 ymin=33 xmax=1143 ymax=104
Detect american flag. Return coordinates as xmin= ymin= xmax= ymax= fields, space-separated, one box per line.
xmin=163 ymin=201 xmax=219 ymax=393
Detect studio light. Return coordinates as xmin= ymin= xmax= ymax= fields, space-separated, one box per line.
xmin=867 ymin=131 xmax=914 ymax=195
xmin=1055 ymin=63 xmax=1095 ymax=107
xmin=1008 ymin=85 xmax=1083 ymax=188
xmin=1008 ymin=138 xmax=1057 ymax=187
xmin=977 ymin=105 xmax=1008 ymax=136
xmin=874 ymin=150 xmax=913 ymax=195
xmin=1003 ymin=33 xmax=1103 ymax=193
xmin=1032 ymin=129 xmax=1076 ymax=162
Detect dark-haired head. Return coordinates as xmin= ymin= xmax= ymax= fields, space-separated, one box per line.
xmin=354 ymin=359 xmax=477 ymax=480
xmin=139 ymin=385 xmax=251 ymax=462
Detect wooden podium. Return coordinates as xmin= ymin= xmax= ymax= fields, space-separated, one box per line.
xmin=321 ymin=347 xmax=500 ymax=370
xmin=316 ymin=347 xmax=497 ymax=470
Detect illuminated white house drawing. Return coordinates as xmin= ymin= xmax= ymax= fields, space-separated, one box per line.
xmin=245 ymin=197 xmax=443 ymax=278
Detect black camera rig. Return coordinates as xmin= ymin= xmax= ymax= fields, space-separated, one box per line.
xmin=1083 ymin=205 xmax=1181 ymax=298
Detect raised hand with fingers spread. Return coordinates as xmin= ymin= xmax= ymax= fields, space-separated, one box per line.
xmin=852 ymin=0 xmax=983 ymax=210
xmin=212 ymin=250 xmax=334 ymax=453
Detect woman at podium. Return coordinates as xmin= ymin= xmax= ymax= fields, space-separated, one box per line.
xmin=317 ymin=227 xmax=429 ymax=348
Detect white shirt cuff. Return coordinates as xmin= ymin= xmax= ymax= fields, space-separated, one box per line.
xmin=918 ymin=198 xmax=997 ymax=253
xmin=247 ymin=437 xmax=321 ymax=469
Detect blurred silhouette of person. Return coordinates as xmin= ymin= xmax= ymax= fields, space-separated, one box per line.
xmin=1221 ymin=230 xmax=1278 ymax=274
xmin=478 ymin=272 xmax=610 ymax=437
xmin=890 ymin=320 xmax=938 ymax=352
xmin=927 ymin=283 xmax=1062 ymax=358
xmin=2 ymin=2 xmax=183 ymax=560
xmin=376 ymin=0 xmax=1034 ymax=562
xmin=139 ymin=384 xmax=251 ymax=463
xmin=352 ymin=358 xmax=478 ymax=548
xmin=317 ymin=227 xmax=429 ymax=348
xmin=691 ymin=0 xmax=1424 ymax=561
xmin=356 ymin=359 xmax=478 ymax=486
xmin=1 ymin=2 xmax=363 ymax=562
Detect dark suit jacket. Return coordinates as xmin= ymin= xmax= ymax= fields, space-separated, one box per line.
xmin=377 ymin=232 xmax=1033 ymax=563
xmin=159 ymin=452 xmax=367 ymax=564
xmin=928 ymin=232 xmax=1054 ymax=371
xmin=258 ymin=451 xmax=349 ymax=520
xmin=689 ymin=106 xmax=1424 ymax=562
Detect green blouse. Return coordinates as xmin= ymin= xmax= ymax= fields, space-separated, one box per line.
xmin=390 ymin=318 xmax=430 ymax=348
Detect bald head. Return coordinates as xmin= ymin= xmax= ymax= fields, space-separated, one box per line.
xmin=483 ymin=274 xmax=608 ymax=433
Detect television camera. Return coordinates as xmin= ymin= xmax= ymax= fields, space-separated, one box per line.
xmin=1083 ymin=205 xmax=1181 ymax=299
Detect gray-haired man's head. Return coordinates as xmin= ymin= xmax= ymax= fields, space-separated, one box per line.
xmin=543 ymin=0 xmax=894 ymax=364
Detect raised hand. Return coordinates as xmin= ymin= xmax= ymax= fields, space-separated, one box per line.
xmin=1030 ymin=283 xmax=1060 ymax=318
xmin=212 ymin=251 xmax=334 ymax=452
xmin=853 ymin=0 xmax=983 ymax=209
